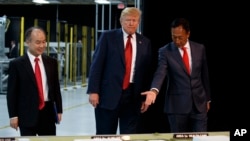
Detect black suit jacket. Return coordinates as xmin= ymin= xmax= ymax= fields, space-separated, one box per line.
xmin=7 ymin=53 xmax=62 ymax=127
xmin=151 ymin=41 xmax=211 ymax=114
xmin=9 ymin=45 xmax=18 ymax=58
xmin=87 ymin=28 xmax=153 ymax=110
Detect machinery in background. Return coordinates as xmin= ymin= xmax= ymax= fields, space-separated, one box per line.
xmin=0 ymin=15 xmax=11 ymax=94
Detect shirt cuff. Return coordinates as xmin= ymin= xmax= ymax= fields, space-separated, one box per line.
xmin=150 ymin=88 xmax=159 ymax=95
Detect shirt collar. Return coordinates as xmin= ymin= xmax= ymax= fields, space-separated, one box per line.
xmin=122 ymin=29 xmax=135 ymax=39
xmin=27 ymin=51 xmax=42 ymax=62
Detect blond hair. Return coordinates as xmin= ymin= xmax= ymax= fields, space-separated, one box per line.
xmin=120 ymin=7 xmax=141 ymax=22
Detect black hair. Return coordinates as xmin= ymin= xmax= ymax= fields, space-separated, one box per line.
xmin=171 ymin=18 xmax=190 ymax=32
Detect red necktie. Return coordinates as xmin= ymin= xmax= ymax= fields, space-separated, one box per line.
xmin=123 ymin=35 xmax=132 ymax=90
xmin=181 ymin=47 xmax=190 ymax=75
xmin=35 ymin=58 xmax=45 ymax=110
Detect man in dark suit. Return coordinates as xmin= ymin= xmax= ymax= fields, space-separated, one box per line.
xmin=7 ymin=26 xmax=63 ymax=136
xmin=142 ymin=18 xmax=211 ymax=132
xmin=9 ymin=40 xmax=18 ymax=58
xmin=87 ymin=7 xmax=156 ymax=134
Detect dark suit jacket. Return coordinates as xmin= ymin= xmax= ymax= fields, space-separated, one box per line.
xmin=151 ymin=41 xmax=211 ymax=114
xmin=9 ymin=45 xmax=18 ymax=58
xmin=7 ymin=53 xmax=63 ymax=127
xmin=87 ymin=28 xmax=152 ymax=110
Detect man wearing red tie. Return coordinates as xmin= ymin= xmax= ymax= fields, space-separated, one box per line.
xmin=87 ymin=7 xmax=155 ymax=134
xmin=142 ymin=18 xmax=211 ymax=132
xmin=7 ymin=26 xmax=63 ymax=136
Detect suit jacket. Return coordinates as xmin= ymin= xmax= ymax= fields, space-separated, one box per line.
xmin=7 ymin=53 xmax=63 ymax=127
xmin=151 ymin=41 xmax=211 ymax=114
xmin=9 ymin=45 xmax=18 ymax=58
xmin=87 ymin=28 xmax=152 ymax=110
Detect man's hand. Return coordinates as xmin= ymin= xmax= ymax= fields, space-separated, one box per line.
xmin=10 ymin=118 xmax=18 ymax=131
xmin=141 ymin=102 xmax=149 ymax=113
xmin=89 ymin=93 xmax=99 ymax=108
xmin=141 ymin=90 xmax=157 ymax=106
xmin=57 ymin=113 xmax=62 ymax=124
xmin=207 ymin=101 xmax=211 ymax=112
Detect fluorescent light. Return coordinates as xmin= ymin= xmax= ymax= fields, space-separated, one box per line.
xmin=47 ymin=0 xmax=61 ymax=4
xmin=32 ymin=0 xmax=50 ymax=4
xmin=109 ymin=1 xmax=123 ymax=4
xmin=94 ymin=0 xmax=110 ymax=4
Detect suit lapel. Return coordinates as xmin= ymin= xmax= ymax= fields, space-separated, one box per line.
xmin=41 ymin=55 xmax=51 ymax=88
xmin=116 ymin=30 xmax=126 ymax=67
xmin=135 ymin=33 xmax=143 ymax=67
xmin=171 ymin=43 xmax=184 ymax=68
xmin=21 ymin=54 xmax=37 ymax=84
xmin=189 ymin=41 xmax=196 ymax=76
xmin=41 ymin=55 xmax=48 ymax=75
xmin=171 ymin=43 xmax=189 ymax=75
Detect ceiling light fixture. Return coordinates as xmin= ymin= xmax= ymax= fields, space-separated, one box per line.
xmin=94 ymin=0 xmax=110 ymax=4
xmin=32 ymin=0 xmax=50 ymax=4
